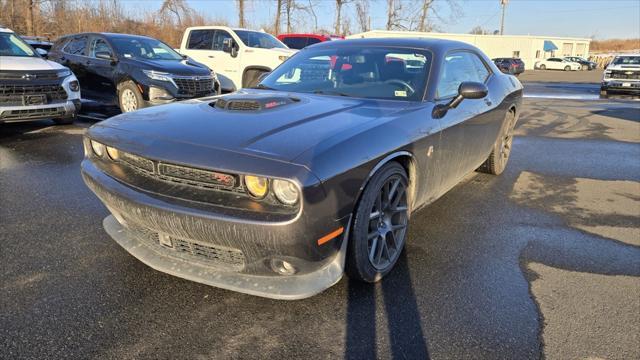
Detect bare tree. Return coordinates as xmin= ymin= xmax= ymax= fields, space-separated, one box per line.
xmin=334 ymin=0 xmax=350 ymax=35
xmin=469 ymin=25 xmax=489 ymax=35
xmin=159 ymin=0 xmax=191 ymax=27
xmin=237 ymin=0 xmax=245 ymax=27
xmin=355 ymin=0 xmax=370 ymax=33
xmin=386 ymin=0 xmax=404 ymax=31
xmin=274 ymin=0 xmax=283 ymax=34
xmin=417 ymin=0 xmax=434 ymax=32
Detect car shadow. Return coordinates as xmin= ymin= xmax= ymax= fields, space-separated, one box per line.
xmin=345 ymin=252 xmax=430 ymax=360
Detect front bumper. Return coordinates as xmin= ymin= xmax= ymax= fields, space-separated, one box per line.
xmin=0 ymin=99 xmax=80 ymax=123
xmin=81 ymin=159 xmax=349 ymax=300
xmin=601 ymin=80 xmax=640 ymax=93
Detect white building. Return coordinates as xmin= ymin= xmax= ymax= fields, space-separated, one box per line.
xmin=347 ymin=30 xmax=591 ymax=70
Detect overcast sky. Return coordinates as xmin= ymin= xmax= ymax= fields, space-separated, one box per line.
xmin=124 ymin=0 xmax=640 ymax=39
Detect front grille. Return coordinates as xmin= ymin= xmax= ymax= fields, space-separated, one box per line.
xmin=121 ymin=152 xmax=155 ymax=173
xmin=173 ymin=77 xmax=214 ymax=96
xmin=158 ymin=163 xmax=236 ymax=188
xmin=0 ymin=83 xmax=67 ymax=106
xmin=0 ymin=70 xmax=60 ymax=81
xmin=126 ymin=221 xmax=246 ymax=270
xmin=1 ymin=107 xmax=66 ymax=121
xmin=610 ymin=70 xmax=640 ymax=80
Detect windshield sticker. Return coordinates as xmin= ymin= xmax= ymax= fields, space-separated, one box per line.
xmin=395 ymin=90 xmax=407 ymax=97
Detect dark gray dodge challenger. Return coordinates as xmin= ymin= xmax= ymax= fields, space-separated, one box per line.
xmin=82 ymin=38 xmax=523 ymax=299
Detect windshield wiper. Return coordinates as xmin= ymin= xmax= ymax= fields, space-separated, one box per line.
xmin=312 ymin=90 xmax=351 ymax=97
xmin=253 ymin=83 xmax=275 ymax=90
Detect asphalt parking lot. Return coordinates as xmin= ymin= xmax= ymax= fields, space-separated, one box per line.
xmin=1 ymin=72 xmax=639 ymax=359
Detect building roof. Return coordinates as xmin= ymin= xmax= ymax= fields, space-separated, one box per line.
xmin=348 ymin=30 xmax=592 ymax=43
xmin=310 ymin=36 xmax=477 ymax=52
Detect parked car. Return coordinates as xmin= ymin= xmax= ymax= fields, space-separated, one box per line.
xmin=563 ymin=56 xmax=596 ymax=70
xmin=48 ymin=32 xmax=220 ymax=113
xmin=534 ymin=57 xmax=581 ymax=71
xmin=178 ymin=26 xmax=296 ymax=92
xmin=21 ymin=35 xmax=54 ymax=54
xmin=492 ymin=57 xmax=525 ymax=76
xmin=82 ymin=37 xmax=523 ymax=299
xmin=600 ymin=54 xmax=640 ymax=97
xmin=0 ymin=27 xmax=81 ymax=125
xmin=276 ymin=33 xmax=343 ymax=49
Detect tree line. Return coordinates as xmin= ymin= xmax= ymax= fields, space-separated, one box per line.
xmin=0 ymin=0 xmax=461 ymax=46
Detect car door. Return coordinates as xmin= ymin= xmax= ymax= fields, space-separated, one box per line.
xmin=59 ymin=35 xmax=90 ymax=86
xmin=212 ymin=30 xmax=241 ymax=88
xmin=182 ymin=29 xmax=215 ymax=69
xmin=432 ymin=51 xmax=498 ymax=194
xmin=549 ymin=58 xmax=562 ymax=70
xmin=86 ymin=35 xmax=118 ymax=103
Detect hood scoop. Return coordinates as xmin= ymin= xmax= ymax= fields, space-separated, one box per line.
xmin=213 ymin=95 xmax=299 ymax=112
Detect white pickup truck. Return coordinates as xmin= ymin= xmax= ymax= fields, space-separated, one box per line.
xmin=178 ymin=26 xmax=296 ymax=92
xmin=601 ymin=54 xmax=640 ymax=97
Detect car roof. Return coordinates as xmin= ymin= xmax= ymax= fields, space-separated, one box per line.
xmin=0 ymin=27 xmax=14 ymax=33
xmin=59 ymin=32 xmax=159 ymax=41
xmin=308 ymin=37 xmax=478 ymax=53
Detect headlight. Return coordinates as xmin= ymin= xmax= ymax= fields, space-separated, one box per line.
xmin=57 ymin=69 xmax=72 ymax=78
xmin=244 ymin=175 xmax=268 ymax=198
xmin=272 ymin=179 xmax=299 ymax=205
xmin=210 ymin=70 xmax=218 ymax=81
xmin=106 ymin=146 xmax=119 ymax=160
xmin=143 ymin=69 xmax=173 ymax=82
xmin=69 ymin=80 xmax=80 ymax=92
xmin=90 ymin=140 xmax=105 ymax=157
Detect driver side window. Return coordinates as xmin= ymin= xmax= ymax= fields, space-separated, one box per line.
xmin=90 ymin=38 xmax=112 ymax=58
xmin=437 ymin=51 xmax=490 ymax=99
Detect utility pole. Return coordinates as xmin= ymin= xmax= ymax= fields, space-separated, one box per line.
xmin=500 ymin=0 xmax=508 ymax=35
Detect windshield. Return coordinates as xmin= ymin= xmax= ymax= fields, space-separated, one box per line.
xmin=0 ymin=32 xmax=37 ymax=57
xmin=235 ymin=30 xmax=287 ymax=49
xmin=612 ymin=56 xmax=640 ymax=65
xmin=259 ymin=47 xmax=432 ymax=101
xmin=110 ymin=37 xmax=182 ymax=60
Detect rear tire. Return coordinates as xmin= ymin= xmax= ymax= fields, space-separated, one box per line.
xmin=564 ymin=65 xmax=571 ymax=71
xmin=581 ymin=64 xmax=588 ymax=71
xmin=478 ymin=110 xmax=516 ymax=175
xmin=346 ymin=162 xmax=409 ymax=283
xmin=539 ymin=64 xmax=546 ymax=70
xmin=118 ymin=81 xmax=145 ymax=113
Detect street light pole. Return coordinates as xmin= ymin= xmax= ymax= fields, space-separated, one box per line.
xmin=500 ymin=0 xmax=508 ymax=35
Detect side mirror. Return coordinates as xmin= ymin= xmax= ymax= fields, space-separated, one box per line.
xmin=36 ymin=48 xmax=48 ymax=58
xmin=433 ymin=81 xmax=488 ymax=118
xmin=257 ymin=71 xmax=271 ymax=83
xmin=95 ymin=51 xmax=113 ymax=60
xmin=222 ymin=38 xmax=238 ymax=58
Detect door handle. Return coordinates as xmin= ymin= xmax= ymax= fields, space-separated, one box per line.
xmin=484 ymin=98 xmax=492 ymax=106
xmin=208 ymin=55 xmax=215 ymax=58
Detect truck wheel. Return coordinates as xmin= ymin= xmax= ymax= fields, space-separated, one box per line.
xmin=600 ymin=88 xmax=608 ymax=98
xmin=564 ymin=65 xmax=571 ymax=71
xmin=346 ymin=162 xmax=409 ymax=283
xmin=242 ymin=69 xmax=267 ymax=88
xmin=478 ymin=110 xmax=516 ymax=175
xmin=118 ymin=81 xmax=145 ymax=113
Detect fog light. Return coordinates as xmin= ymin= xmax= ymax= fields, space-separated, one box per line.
xmin=244 ymin=175 xmax=268 ymax=198
xmin=149 ymin=86 xmax=172 ymax=100
xmin=69 ymin=80 xmax=80 ymax=92
xmin=90 ymin=140 xmax=105 ymax=157
xmin=270 ymin=259 xmax=297 ymax=276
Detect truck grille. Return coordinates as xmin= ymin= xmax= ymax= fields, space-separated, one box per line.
xmin=610 ymin=70 xmax=640 ymax=80
xmin=0 ymin=83 xmax=68 ymax=106
xmin=0 ymin=70 xmax=60 ymax=81
xmin=173 ymin=77 xmax=214 ymax=96
xmin=125 ymin=221 xmax=246 ymax=270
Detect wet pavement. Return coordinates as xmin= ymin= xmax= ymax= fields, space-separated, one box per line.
xmin=1 ymin=80 xmax=639 ymax=359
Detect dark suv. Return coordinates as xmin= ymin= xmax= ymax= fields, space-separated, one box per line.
xmin=48 ymin=33 xmax=220 ymax=113
xmin=492 ymin=58 xmax=525 ymax=76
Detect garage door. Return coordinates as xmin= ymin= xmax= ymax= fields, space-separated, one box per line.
xmin=562 ymin=43 xmax=573 ymax=56
xmin=575 ymin=43 xmax=586 ymax=57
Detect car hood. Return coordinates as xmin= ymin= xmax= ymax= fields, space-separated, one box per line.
xmin=0 ymin=56 xmax=66 ymax=70
xmin=90 ymin=89 xmax=410 ymax=164
xmin=123 ymin=58 xmax=210 ymax=76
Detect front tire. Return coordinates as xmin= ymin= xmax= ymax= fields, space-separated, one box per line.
xmin=600 ymin=88 xmax=608 ymax=98
xmin=346 ymin=162 xmax=410 ymax=283
xmin=478 ymin=110 xmax=516 ymax=175
xmin=118 ymin=81 xmax=145 ymax=113
xmin=53 ymin=115 xmax=75 ymax=125
xmin=242 ymin=69 xmax=268 ymax=88
xmin=564 ymin=65 xmax=571 ymax=71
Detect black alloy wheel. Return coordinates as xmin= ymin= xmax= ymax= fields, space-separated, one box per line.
xmin=347 ymin=162 xmax=409 ymax=282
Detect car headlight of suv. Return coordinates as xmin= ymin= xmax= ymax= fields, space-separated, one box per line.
xmin=57 ymin=68 xmax=72 ymax=78
xmin=143 ymin=69 xmax=173 ymax=82
xmin=272 ymin=179 xmax=299 ymax=205
xmin=90 ymin=140 xmax=105 ymax=157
